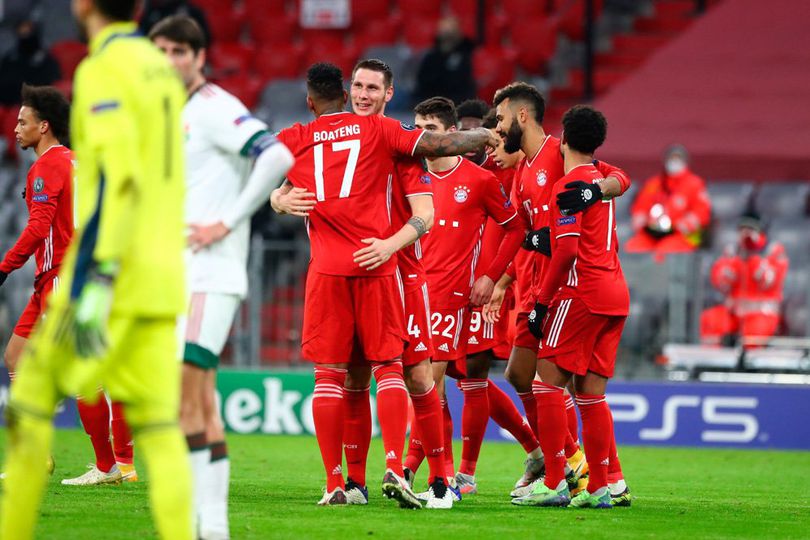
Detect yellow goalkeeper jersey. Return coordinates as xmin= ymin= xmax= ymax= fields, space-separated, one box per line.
xmin=64 ymin=21 xmax=187 ymax=317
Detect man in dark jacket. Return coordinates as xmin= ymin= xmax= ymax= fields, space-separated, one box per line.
xmin=415 ymin=16 xmax=476 ymax=105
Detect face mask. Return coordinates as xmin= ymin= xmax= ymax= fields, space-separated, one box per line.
xmin=664 ymin=158 xmax=686 ymax=176
xmin=741 ymin=230 xmax=764 ymax=251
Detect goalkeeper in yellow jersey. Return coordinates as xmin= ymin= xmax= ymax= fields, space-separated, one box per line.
xmin=0 ymin=1 xmax=192 ymax=538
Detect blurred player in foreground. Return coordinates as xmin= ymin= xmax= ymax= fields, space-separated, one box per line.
xmin=151 ymin=15 xmax=294 ymax=538
xmin=273 ymin=62 xmax=497 ymax=507
xmin=512 ymin=105 xmax=630 ymax=509
xmin=0 ymin=0 xmax=192 ymax=538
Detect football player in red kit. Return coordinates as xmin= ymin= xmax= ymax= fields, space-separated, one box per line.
xmin=0 ymin=84 xmax=134 ymax=485
xmin=513 ymin=105 xmax=630 ymax=509
xmin=273 ymin=63 xmax=497 ymax=506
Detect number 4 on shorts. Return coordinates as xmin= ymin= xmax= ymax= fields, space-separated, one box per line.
xmin=407 ymin=314 xmax=421 ymax=338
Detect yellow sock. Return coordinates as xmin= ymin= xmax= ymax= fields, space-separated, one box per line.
xmin=136 ymin=426 xmax=193 ymax=539
xmin=0 ymin=407 xmax=54 ymax=540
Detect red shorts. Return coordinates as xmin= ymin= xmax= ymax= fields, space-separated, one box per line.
xmin=302 ymin=272 xmax=406 ymax=364
xmin=14 ymin=272 xmax=60 ymax=339
xmin=402 ymin=282 xmax=434 ymax=366
xmin=538 ymin=297 xmax=626 ymax=378
xmin=466 ymin=307 xmax=511 ymax=360
xmin=430 ymin=306 xmax=469 ymax=362
xmin=514 ymin=311 xmax=540 ymax=351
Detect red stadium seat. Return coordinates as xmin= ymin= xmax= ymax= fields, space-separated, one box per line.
xmin=456 ymin=10 xmax=507 ymax=43
xmin=53 ymin=79 xmax=74 ymax=100
xmin=351 ymin=0 xmax=391 ymax=21
xmin=508 ymin=15 xmax=558 ymax=73
xmin=192 ymin=0 xmax=234 ymax=13
xmin=300 ymin=29 xmax=346 ymax=53
xmin=501 ymin=0 xmax=546 ymax=17
xmin=254 ymin=43 xmax=305 ymax=80
xmin=1 ymin=106 xmax=19 ymax=160
xmin=473 ymin=45 xmax=516 ymax=102
xmin=248 ymin=11 xmax=298 ymax=45
xmin=352 ymin=16 xmax=401 ymax=52
xmin=49 ymin=40 xmax=88 ymax=80
xmin=243 ymin=0 xmax=288 ymax=19
xmin=213 ymin=75 xmax=263 ymax=109
xmin=448 ymin=0 xmax=497 ymax=16
xmin=402 ymin=17 xmax=438 ymax=50
xmin=305 ymin=45 xmax=358 ymax=77
xmin=558 ymin=0 xmax=603 ymax=41
xmin=208 ymin=42 xmax=254 ymax=76
xmin=396 ymin=0 xmax=441 ymax=18
xmin=206 ymin=7 xmax=244 ymax=42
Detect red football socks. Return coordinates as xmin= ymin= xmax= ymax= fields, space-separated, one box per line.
xmin=76 ymin=393 xmax=116 ymax=473
xmin=607 ymin=425 xmax=624 ymax=484
xmin=409 ymin=384 xmax=445 ymax=483
xmin=441 ymin=398 xmax=455 ymax=478
xmin=459 ymin=379 xmax=489 ymax=475
xmin=404 ymin=427 xmax=426 ymax=473
xmin=488 ymin=381 xmax=539 ymax=453
xmin=564 ymin=392 xmax=581 ymax=456
xmin=313 ymin=367 xmax=347 ymax=491
xmin=576 ymin=393 xmax=612 ymax=493
xmin=517 ymin=390 xmax=539 ymax=438
xmin=371 ymin=362 xmax=408 ymax=476
xmin=110 ymin=402 xmax=134 ymax=465
xmin=342 ymin=386 xmax=371 ymax=486
xmin=532 ymin=381 xmax=567 ymax=490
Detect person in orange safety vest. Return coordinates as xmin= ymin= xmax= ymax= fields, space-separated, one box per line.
xmin=625 ymin=145 xmax=711 ymax=255
xmin=700 ymin=211 xmax=789 ymax=347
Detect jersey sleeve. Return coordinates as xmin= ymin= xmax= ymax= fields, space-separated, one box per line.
xmin=0 ymin=163 xmax=66 ymax=273
xmin=202 ymin=93 xmax=273 ymax=157
xmin=593 ymin=159 xmax=632 ymax=195
xmin=378 ymin=116 xmax=425 ymax=157
xmin=481 ymin=172 xmax=517 ymax=225
xmin=395 ymin=158 xmax=432 ymax=197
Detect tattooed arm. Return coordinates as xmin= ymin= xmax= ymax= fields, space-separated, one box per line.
xmin=413 ymin=127 xmax=499 ymax=158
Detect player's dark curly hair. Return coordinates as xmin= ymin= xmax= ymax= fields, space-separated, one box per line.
xmin=149 ymin=15 xmax=206 ymax=53
xmin=481 ymin=108 xmax=498 ymax=129
xmin=492 ymin=82 xmax=545 ymax=124
xmin=561 ymin=105 xmax=607 ymax=155
xmin=21 ymin=84 xmax=70 ymax=143
xmin=306 ymin=62 xmax=345 ymax=103
xmin=95 ymin=0 xmax=139 ymax=21
xmin=414 ymin=97 xmax=457 ymax=130
xmin=456 ymin=99 xmax=490 ymax=120
xmin=352 ymin=59 xmax=393 ymax=88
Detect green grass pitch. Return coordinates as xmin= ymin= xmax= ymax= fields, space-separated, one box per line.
xmin=1 ymin=429 xmax=809 ymax=539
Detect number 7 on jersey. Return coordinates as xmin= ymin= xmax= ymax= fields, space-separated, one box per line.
xmin=313 ymin=140 xmax=360 ymax=201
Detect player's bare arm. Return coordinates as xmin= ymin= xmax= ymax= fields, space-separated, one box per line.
xmin=413 ymin=127 xmax=499 ymax=158
xmin=353 ymin=193 xmax=433 ymax=271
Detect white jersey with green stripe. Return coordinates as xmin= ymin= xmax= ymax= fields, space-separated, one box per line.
xmin=183 ymin=83 xmax=269 ymax=298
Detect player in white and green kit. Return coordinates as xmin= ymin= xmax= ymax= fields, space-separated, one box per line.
xmin=150 ymin=15 xmax=293 ymax=540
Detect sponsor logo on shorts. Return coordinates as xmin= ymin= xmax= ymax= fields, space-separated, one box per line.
xmin=414 ymin=342 xmax=428 ymax=352
xmin=438 ymin=343 xmax=449 ymax=352
xmin=468 ymin=336 xmax=479 ymax=345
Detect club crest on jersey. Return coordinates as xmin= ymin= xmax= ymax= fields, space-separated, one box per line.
xmin=33 ymin=177 xmax=44 ymax=193
xmin=454 ymin=186 xmax=471 ymax=203
xmin=536 ymin=170 xmax=548 ymax=186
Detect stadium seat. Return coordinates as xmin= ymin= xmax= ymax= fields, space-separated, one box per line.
xmin=783 ymin=294 xmax=808 ymax=336
xmin=208 ymin=42 xmax=254 ymax=76
xmin=256 ymin=79 xmax=310 ymax=130
xmin=206 ymin=7 xmax=244 ymax=43
xmin=300 ymin=28 xmax=346 ymax=52
xmin=396 ymin=0 xmax=441 ymax=18
xmin=192 ymin=0 xmax=234 ymax=13
xmin=753 ymin=182 xmax=810 ymax=219
xmin=508 ymin=16 xmax=558 ymax=74
xmin=783 ymin=268 xmax=809 ymax=297
xmin=501 ymin=0 xmax=546 ymax=17
xmin=304 ymin=45 xmax=358 ymax=79
xmin=402 ymin=18 xmax=439 ymax=50
xmin=351 ymin=0 xmax=392 ymax=21
xmin=473 ymin=45 xmax=516 ymax=102
xmin=248 ymin=11 xmax=298 ymax=45
xmin=351 ymin=16 xmax=401 ymax=52
xmin=254 ymin=43 xmax=305 ymax=80
xmin=0 ymin=106 xmax=19 ymax=160
xmin=558 ymin=0 xmax=604 ymax=41
xmin=213 ymin=75 xmax=263 ymax=109
xmin=710 ymin=219 xmax=740 ymax=253
xmin=706 ymin=181 xmax=755 ymax=221
xmin=613 ymin=182 xmax=637 ymax=219
xmin=243 ymin=0 xmax=288 ymax=19
xmin=49 ymin=40 xmax=88 ymax=80
xmin=767 ymin=217 xmax=810 ymax=263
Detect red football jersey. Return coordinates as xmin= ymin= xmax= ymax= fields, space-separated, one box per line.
xmin=0 ymin=145 xmax=74 ymax=284
xmin=391 ymin=157 xmax=432 ymax=293
xmin=277 ymin=113 xmax=424 ymax=276
xmin=421 ymin=157 xmax=517 ymax=309
xmin=475 ymin=156 xmax=517 ymax=282
xmin=548 ymin=164 xmax=629 ymax=315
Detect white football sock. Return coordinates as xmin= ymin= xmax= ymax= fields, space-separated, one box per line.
xmin=199 ymin=454 xmax=230 ymax=538
xmin=189 ymin=446 xmax=210 ymax=533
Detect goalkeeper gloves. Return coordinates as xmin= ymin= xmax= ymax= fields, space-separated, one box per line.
xmin=74 ymin=261 xmax=117 ymax=358
xmin=557 ymin=181 xmax=603 ymax=215
xmin=523 ymin=227 xmax=551 ymax=256
xmin=527 ymin=302 xmax=549 ymax=340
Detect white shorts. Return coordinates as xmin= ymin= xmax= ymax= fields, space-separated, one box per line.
xmin=181 ymin=292 xmax=241 ymax=369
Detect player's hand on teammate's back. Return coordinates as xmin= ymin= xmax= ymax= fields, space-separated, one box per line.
xmin=470 ymin=275 xmax=495 ymax=307
xmin=557 ymin=181 xmax=603 ymax=215
xmin=482 ymin=283 xmax=506 ymax=323
xmin=188 ymin=222 xmax=230 ymax=252
xmin=527 ymin=302 xmax=549 ymax=340
xmin=353 ymin=238 xmax=396 ymax=270
xmin=523 ymin=226 xmax=552 ymax=256
xmin=73 ymin=263 xmax=116 ymax=358
xmin=276 ymin=187 xmax=317 ymax=217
